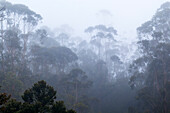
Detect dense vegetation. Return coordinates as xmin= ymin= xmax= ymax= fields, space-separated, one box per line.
xmin=0 ymin=1 xmax=169 ymax=113
xmin=0 ymin=80 xmax=76 ymax=113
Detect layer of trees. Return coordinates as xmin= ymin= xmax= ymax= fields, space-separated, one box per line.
xmin=0 ymin=80 xmax=76 ymax=113
xmin=0 ymin=1 xmax=169 ymax=113
xmin=129 ymin=2 xmax=170 ymax=113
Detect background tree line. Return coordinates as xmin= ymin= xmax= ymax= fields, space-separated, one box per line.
xmin=0 ymin=1 xmax=169 ymax=113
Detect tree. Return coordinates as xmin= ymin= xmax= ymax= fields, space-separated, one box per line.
xmin=3 ymin=29 xmax=22 ymax=74
xmin=0 ymin=80 xmax=76 ymax=113
xmin=0 ymin=87 xmax=10 ymax=102
xmin=137 ymin=2 xmax=170 ymax=41
xmin=21 ymin=80 xmax=76 ymax=113
xmin=0 ymin=72 xmax=23 ymax=100
xmin=56 ymin=33 xmax=69 ymax=46
xmin=2 ymin=99 xmax=22 ymax=113
xmin=0 ymin=1 xmax=42 ymax=75
xmin=0 ymin=86 xmax=10 ymax=112
xmin=51 ymin=101 xmax=67 ymax=113
xmin=51 ymin=101 xmax=76 ymax=113
xmin=22 ymin=80 xmax=56 ymax=112
xmin=129 ymin=2 xmax=170 ymax=113
xmin=0 ymin=1 xmax=42 ymax=33
xmin=85 ymin=25 xmax=117 ymax=59
xmin=58 ymin=69 xmax=92 ymax=113
xmin=31 ymin=46 xmax=78 ymax=75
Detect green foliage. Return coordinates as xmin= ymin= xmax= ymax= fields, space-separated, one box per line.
xmin=2 ymin=99 xmax=22 ymax=113
xmin=51 ymin=101 xmax=67 ymax=113
xmin=0 ymin=80 xmax=76 ymax=113
xmin=0 ymin=93 xmax=10 ymax=106
xmin=0 ymin=87 xmax=11 ymax=112
xmin=0 ymin=92 xmax=10 ymax=105
xmin=22 ymin=80 xmax=56 ymax=112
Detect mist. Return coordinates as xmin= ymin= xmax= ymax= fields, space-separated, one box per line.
xmin=0 ymin=0 xmax=170 ymax=113
xmin=7 ymin=0 xmax=168 ymax=36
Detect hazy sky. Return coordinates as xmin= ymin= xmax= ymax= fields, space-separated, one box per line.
xmin=7 ymin=0 xmax=169 ymax=37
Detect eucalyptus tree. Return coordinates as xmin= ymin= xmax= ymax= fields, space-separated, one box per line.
xmin=56 ymin=33 xmax=69 ymax=46
xmin=31 ymin=29 xmax=60 ymax=48
xmin=0 ymin=72 xmax=23 ymax=100
xmin=110 ymin=55 xmax=124 ymax=78
xmin=129 ymin=2 xmax=170 ymax=113
xmin=85 ymin=25 xmax=117 ymax=60
xmin=0 ymin=1 xmax=42 ymax=71
xmin=0 ymin=3 xmax=6 ymax=74
xmin=31 ymin=46 xmax=78 ymax=75
xmin=0 ymin=0 xmax=42 ymax=47
xmin=0 ymin=1 xmax=42 ymax=76
xmin=0 ymin=1 xmax=42 ymax=33
xmin=58 ymin=68 xmax=92 ymax=113
xmin=3 ymin=29 xmax=22 ymax=74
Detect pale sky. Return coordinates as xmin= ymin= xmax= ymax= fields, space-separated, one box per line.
xmin=6 ymin=0 xmax=169 ymax=38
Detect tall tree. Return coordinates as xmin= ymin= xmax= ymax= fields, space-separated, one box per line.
xmin=31 ymin=46 xmax=78 ymax=75
xmin=129 ymin=2 xmax=170 ymax=113
xmin=85 ymin=25 xmax=117 ymax=59
xmin=58 ymin=69 xmax=92 ymax=113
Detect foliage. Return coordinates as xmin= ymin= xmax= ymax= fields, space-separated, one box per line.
xmin=129 ymin=2 xmax=170 ymax=113
xmin=0 ymin=80 xmax=76 ymax=113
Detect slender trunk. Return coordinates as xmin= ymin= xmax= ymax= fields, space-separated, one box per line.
xmin=0 ymin=13 xmax=5 ymax=73
xmin=162 ymin=60 xmax=167 ymax=113
xmin=75 ymin=81 xmax=78 ymax=103
xmin=98 ymin=45 xmax=101 ymax=59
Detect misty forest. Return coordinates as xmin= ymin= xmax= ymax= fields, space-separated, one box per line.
xmin=0 ymin=0 xmax=169 ymax=113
